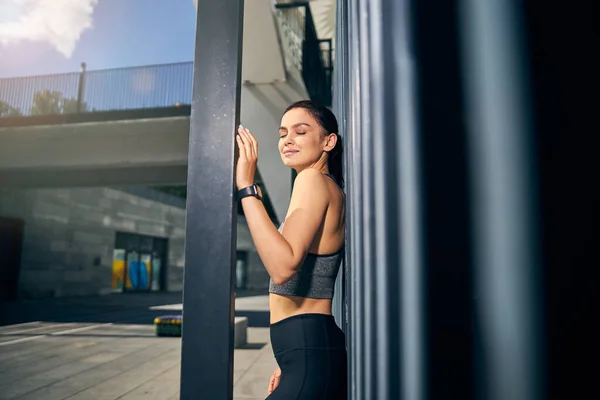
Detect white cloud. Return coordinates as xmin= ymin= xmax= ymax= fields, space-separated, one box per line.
xmin=0 ymin=0 xmax=98 ymax=58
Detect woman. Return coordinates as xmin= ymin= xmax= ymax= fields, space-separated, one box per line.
xmin=235 ymin=100 xmax=347 ymax=399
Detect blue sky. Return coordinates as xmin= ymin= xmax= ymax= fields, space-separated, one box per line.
xmin=0 ymin=0 xmax=197 ymax=78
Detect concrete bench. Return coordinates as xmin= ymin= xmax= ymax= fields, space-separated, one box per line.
xmin=154 ymin=315 xmax=248 ymax=348
xmin=234 ymin=316 xmax=248 ymax=348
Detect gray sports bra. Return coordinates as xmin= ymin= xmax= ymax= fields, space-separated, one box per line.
xmin=268 ymin=174 xmax=344 ymax=299
xmin=269 ymin=246 xmax=344 ymax=299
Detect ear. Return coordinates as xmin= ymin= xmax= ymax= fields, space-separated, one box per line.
xmin=323 ymin=133 xmax=338 ymax=152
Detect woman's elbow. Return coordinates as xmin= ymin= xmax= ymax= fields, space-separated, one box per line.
xmin=271 ymin=266 xmax=298 ymax=285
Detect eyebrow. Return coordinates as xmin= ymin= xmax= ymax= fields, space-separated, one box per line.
xmin=279 ymin=122 xmax=311 ymax=131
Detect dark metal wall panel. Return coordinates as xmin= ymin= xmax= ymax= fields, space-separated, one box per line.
xmin=346 ymin=1 xmax=365 ymax=399
xmin=345 ymin=0 xmax=364 ymax=397
xmin=390 ymin=2 xmax=426 ymax=399
xmin=331 ymin=0 xmax=349 ymax=330
xmin=459 ymin=1 xmax=542 ymax=399
xmin=179 ymin=0 xmax=244 ymax=399
xmin=340 ymin=1 xmax=426 ymax=399
xmin=411 ymin=1 xmax=475 ymax=398
xmin=335 ymin=1 xmax=582 ymax=399
xmin=519 ymin=2 xmax=596 ymax=398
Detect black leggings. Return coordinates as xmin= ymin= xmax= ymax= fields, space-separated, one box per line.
xmin=267 ymin=313 xmax=347 ymax=400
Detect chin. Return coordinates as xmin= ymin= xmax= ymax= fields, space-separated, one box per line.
xmin=279 ymin=154 xmax=292 ymax=166
xmin=282 ymin=158 xmax=296 ymax=168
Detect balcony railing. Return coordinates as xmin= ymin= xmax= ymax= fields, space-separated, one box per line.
xmin=0 ymin=3 xmax=334 ymax=118
xmin=275 ymin=2 xmax=334 ymax=107
xmin=0 ymin=61 xmax=194 ymax=118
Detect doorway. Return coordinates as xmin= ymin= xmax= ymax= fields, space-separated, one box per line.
xmin=0 ymin=217 xmax=24 ymax=302
xmin=111 ymin=232 xmax=167 ymax=293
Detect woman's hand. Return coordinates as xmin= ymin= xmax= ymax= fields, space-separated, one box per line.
xmin=236 ymin=125 xmax=258 ymax=190
xmin=267 ymin=367 xmax=281 ymax=395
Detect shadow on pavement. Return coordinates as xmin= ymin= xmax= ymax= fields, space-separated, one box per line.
xmin=0 ymin=289 xmax=269 ymax=327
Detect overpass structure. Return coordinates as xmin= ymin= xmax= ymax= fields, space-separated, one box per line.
xmin=0 ymin=0 xmax=335 ymax=301
xmin=0 ymin=0 xmax=335 ymax=221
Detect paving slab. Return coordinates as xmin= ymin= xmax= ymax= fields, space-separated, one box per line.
xmin=233 ymin=342 xmax=278 ymax=400
xmin=12 ymin=341 xmax=177 ymax=400
xmin=64 ymin=354 xmax=182 ymax=400
xmin=0 ymin=338 xmax=120 ymax=380
xmin=0 ymin=292 xmax=276 ymax=400
xmin=111 ymin=363 xmax=180 ymax=400
xmin=0 ymin=336 xmax=120 ymax=386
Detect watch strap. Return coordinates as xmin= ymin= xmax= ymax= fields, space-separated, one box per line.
xmin=237 ymin=184 xmax=261 ymax=201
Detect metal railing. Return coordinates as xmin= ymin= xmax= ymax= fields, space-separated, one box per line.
xmin=0 ymin=3 xmax=334 ymax=118
xmin=0 ymin=61 xmax=193 ymax=117
xmin=275 ymin=2 xmax=334 ymax=106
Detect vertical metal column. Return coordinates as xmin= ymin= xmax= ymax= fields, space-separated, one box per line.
xmin=342 ymin=0 xmax=425 ymax=399
xmin=331 ymin=0 xmax=349 ymax=331
xmin=179 ymin=0 xmax=244 ymax=399
xmin=76 ymin=62 xmax=86 ymax=113
xmin=345 ymin=1 xmax=364 ymax=398
xmin=460 ymin=1 xmax=541 ymax=400
xmin=390 ymin=2 xmax=425 ymax=398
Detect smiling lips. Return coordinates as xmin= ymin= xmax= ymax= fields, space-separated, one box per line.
xmin=284 ymin=150 xmax=299 ymax=157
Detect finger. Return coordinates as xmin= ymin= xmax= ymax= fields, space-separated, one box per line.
xmin=268 ymin=378 xmax=274 ymax=394
xmin=235 ymin=134 xmax=247 ymax=160
xmin=237 ymin=126 xmax=252 ymax=159
xmin=244 ymin=128 xmax=258 ymax=158
xmin=238 ymin=127 xmax=253 ymax=159
xmin=244 ymin=128 xmax=257 ymax=153
xmin=238 ymin=125 xmax=252 ymax=158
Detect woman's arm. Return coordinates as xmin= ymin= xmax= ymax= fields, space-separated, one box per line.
xmin=241 ymin=169 xmax=329 ymax=284
xmin=236 ymin=126 xmax=329 ymax=284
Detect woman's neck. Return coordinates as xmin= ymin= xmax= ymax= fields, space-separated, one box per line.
xmin=295 ymin=159 xmax=329 ymax=176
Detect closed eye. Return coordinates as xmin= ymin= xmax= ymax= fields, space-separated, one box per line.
xmin=279 ymin=131 xmax=305 ymax=138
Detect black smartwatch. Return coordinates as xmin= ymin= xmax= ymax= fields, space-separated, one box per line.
xmin=237 ymin=184 xmax=262 ymax=201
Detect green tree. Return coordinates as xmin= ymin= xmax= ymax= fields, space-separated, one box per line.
xmin=30 ymin=90 xmax=62 ymax=115
xmin=62 ymin=97 xmax=88 ymax=114
xmin=29 ymin=90 xmax=87 ymax=115
xmin=0 ymin=101 xmax=23 ymax=117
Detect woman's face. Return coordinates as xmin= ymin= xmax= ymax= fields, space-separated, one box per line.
xmin=278 ymin=108 xmax=330 ymax=169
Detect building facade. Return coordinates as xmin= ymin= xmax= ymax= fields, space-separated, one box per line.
xmin=0 ymin=186 xmax=267 ymax=300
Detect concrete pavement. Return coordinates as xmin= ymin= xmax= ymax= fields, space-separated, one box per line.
xmin=0 ymin=291 xmax=277 ymax=400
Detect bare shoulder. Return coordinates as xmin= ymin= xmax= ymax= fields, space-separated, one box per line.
xmin=289 ymin=169 xmax=330 ymax=209
xmin=293 ymin=169 xmax=329 ymax=193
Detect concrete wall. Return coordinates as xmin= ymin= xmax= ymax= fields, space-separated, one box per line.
xmin=0 ymin=187 xmax=268 ymax=299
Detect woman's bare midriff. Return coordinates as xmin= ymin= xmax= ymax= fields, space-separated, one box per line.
xmin=269 ymin=293 xmax=333 ymax=324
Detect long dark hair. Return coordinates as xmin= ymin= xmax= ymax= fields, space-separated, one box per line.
xmin=284 ymin=100 xmax=344 ymax=189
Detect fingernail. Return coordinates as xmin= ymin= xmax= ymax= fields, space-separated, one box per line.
xmin=236 ymin=134 xmax=240 ymax=139
xmin=239 ymin=124 xmax=244 ymax=129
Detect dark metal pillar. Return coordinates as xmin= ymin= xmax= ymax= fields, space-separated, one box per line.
xmin=345 ymin=0 xmax=364 ymax=397
xmin=411 ymin=1 xmax=476 ymax=398
xmin=331 ymin=0 xmax=349 ymax=331
xmin=342 ymin=1 xmax=425 ymax=399
xmin=179 ymin=0 xmax=244 ymax=399
xmin=460 ymin=1 xmax=542 ymax=399
xmin=76 ymin=62 xmax=86 ymax=113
